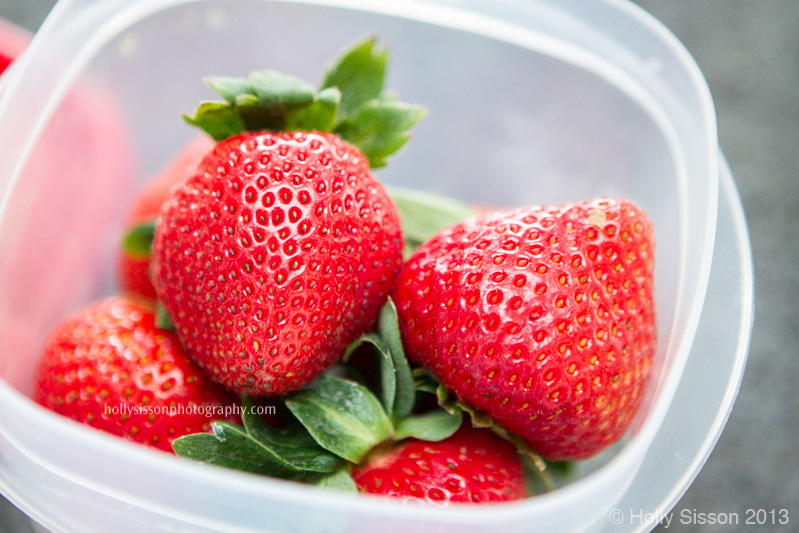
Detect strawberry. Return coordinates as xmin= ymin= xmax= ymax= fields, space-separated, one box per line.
xmin=171 ymin=301 xmax=510 ymax=499
xmin=150 ymin=37 xmax=424 ymax=395
xmin=351 ymin=424 xmax=527 ymax=503
xmin=32 ymin=296 xmax=239 ymax=452
xmin=0 ymin=51 xmax=12 ymax=74
xmin=153 ymin=131 xmax=404 ymax=395
xmin=0 ymin=17 xmax=28 ymax=76
xmin=118 ymin=135 xmax=215 ymax=299
xmin=392 ymin=198 xmax=656 ymax=461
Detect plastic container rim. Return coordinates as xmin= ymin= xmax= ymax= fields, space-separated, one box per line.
xmin=0 ymin=0 xmax=720 ymax=524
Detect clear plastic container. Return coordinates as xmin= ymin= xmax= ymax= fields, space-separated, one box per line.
xmin=0 ymin=0 xmax=725 ymax=531
xmin=604 ymin=154 xmax=753 ymax=532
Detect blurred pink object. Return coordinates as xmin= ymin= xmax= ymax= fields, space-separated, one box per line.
xmin=0 ymin=17 xmax=134 ymax=393
xmin=0 ymin=17 xmax=28 ymax=75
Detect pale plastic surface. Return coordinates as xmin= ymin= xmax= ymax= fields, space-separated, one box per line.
xmin=590 ymin=155 xmax=753 ymax=531
xmin=0 ymin=0 xmax=726 ymax=531
xmin=22 ymin=159 xmax=754 ymax=533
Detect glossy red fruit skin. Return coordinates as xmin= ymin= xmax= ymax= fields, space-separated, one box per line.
xmin=152 ymin=131 xmax=404 ymax=396
xmin=352 ymin=425 xmax=527 ymax=503
xmin=393 ymin=198 xmax=656 ymax=461
xmin=32 ymin=296 xmax=239 ymax=452
xmin=0 ymin=51 xmax=12 ymax=74
xmin=118 ymin=252 xmax=159 ymax=300
xmin=118 ymin=135 xmax=215 ymax=299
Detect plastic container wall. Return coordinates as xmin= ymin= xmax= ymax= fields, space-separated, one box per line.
xmin=0 ymin=1 xmax=717 ymax=532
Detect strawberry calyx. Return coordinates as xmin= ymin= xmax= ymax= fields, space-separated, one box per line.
xmin=414 ymin=367 xmax=563 ymax=492
xmin=172 ymin=298 xmax=463 ymax=492
xmin=155 ymin=302 xmax=175 ymax=332
xmin=121 ymin=220 xmax=157 ymax=259
xmin=147 ymin=173 xmax=568 ymax=491
xmin=184 ymin=36 xmax=426 ymax=168
xmin=341 ymin=299 xmax=416 ymax=425
xmin=172 ymin=295 xmax=564 ymax=494
xmin=172 ymin=394 xmax=345 ymax=481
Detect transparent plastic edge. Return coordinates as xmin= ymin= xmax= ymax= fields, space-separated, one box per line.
xmin=599 ymin=0 xmax=720 ymax=478
xmin=0 ymin=0 xmax=721 ymax=526
xmin=628 ymin=153 xmax=753 ymax=533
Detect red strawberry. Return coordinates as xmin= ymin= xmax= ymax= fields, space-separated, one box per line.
xmin=352 ymin=425 xmax=527 ymax=503
xmin=32 ymin=296 xmax=239 ymax=452
xmin=0 ymin=17 xmax=28 ymax=76
xmin=150 ymin=37 xmax=423 ymax=396
xmin=392 ymin=198 xmax=656 ymax=461
xmin=0 ymin=51 xmax=12 ymax=74
xmin=152 ymin=131 xmax=403 ymax=395
xmin=118 ymin=135 xmax=214 ymax=299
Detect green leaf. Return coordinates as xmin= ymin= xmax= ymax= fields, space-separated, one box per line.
xmin=234 ymin=93 xmax=259 ymax=107
xmin=285 ymin=87 xmax=341 ymax=132
xmin=335 ymin=99 xmax=427 ymax=168
xmin=413 ymin=368 xmax=496 ymax=428
xmin=121 ymin=220 xmax=157 ymax=259
xmin=394 ymin=408 xmax=462 ymax=441
xmin=285 ymin=376 xmax=392 ymax=463
xmin=307 ymin=467 xmax=358 ymax=493
xmin=186 ymin=71 xmax=319 ymax=139
xmin=248 ymin=69 xmax=317 ymax=108
xmin=435 ymin=382 xmax=495 ymax=427
xmin=546 ymin=460 xmax=574 ymax=475
xmin=412 ymin=367 xmax=440 ymax=395
xmin=321 ymin=35 xmax=387 ymax=119
xmin=183 ymin=36 xmax=424 ymax=163
xmin=342 ymin=331 xmax=390 ymax=399
xmin=172 ymin=421 xmax=298 ymax=478
xmin=205 ymin=76 xmax=254 ymax=104
xmin=343 ymin=329 xmax=403 ymax=415
xmin=183 ymin=102 xmax=245 ymax=141
xmin=387 ymin=186 xmax=477 ymax=257
xmin=377 ymin=299 xmax=415 ymax=422
xmin=235 ymin=103 xmax=291 ymax=134
xmin=342 ymin=299 xmax=414 ymax=425
xmin=491 ymin=426 xmax=556 ymax=493
xmin=240 ymin=396 xmax=342 ymax=473
xmin=155 ymin=303 xmax=175 ymax=332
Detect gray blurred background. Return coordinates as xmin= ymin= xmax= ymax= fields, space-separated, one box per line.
xmin=0 ymin=1 xmax=795 ymax=532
